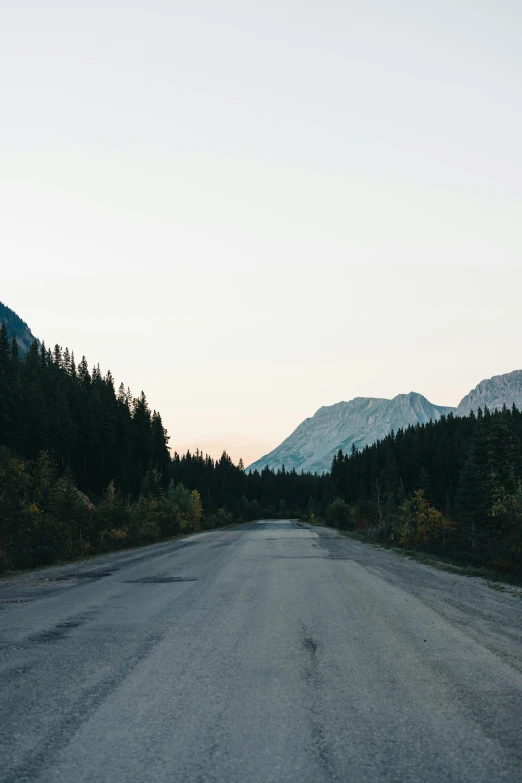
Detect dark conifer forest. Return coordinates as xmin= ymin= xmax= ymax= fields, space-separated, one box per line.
xmin=0 ymin=324 xmax=325 ymax=570
xmin=328 ymin=404 xmax=522 ymax=572
xmin=0 ymin=319 xmax=521 ymax=574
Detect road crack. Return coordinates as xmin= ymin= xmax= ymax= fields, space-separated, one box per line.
xmin=300 ymin=625 xmax=337 ymax=781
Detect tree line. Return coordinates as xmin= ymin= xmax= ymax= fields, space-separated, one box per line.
xmin=0 ymin=325 xmax=326 ymax=570
xmin=1 ymin=321 xmax=521 ymax=574
xmin=328 ymin=404 xmax=522 ymax=572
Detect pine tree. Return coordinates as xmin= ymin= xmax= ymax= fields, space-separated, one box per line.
xmin=62 ymin=347 xmax=71 ymax=374
xmin=53 ymin=344 xmax=62 ymax=366
xmin=10 ymin=337 xmax=19 ymax=365
xmin=0 ymin=322 xmax=9 ymax=371
xmin=78 ymin=356 xmax=91 ymax=386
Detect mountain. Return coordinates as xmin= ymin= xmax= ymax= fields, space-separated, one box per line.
xmin=248 ymin=393 xmax=456 ymax=474
xmin=249 ymin=368 xmax=522 ymax=474
xmin=0 ymin=301 xmax=37 ymax=354
xmin=456 ymin=369 xmax=522 ymax=417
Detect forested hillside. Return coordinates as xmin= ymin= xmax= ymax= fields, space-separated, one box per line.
xmin=0 ymin=325 xmax=326 ymax=570
xmin=328 ymin=405 xmax=522 ymax=572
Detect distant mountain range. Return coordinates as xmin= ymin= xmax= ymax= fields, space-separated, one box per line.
xmin=0 ymin=302 xmax=37 ymax=354
xmin=247 ymin=370 xmax=522 ymax=474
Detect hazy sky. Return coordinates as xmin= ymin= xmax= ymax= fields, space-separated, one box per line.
xmin=2 ymin=1 xmax=522 ymax=465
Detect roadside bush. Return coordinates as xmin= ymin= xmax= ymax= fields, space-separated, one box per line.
xmin=392 ymin=490 xmax=452 ymax=549
xmin=278 ymin=499 xmax=292 ymax=519
xmin=106 ymin=528 xmax=128 ymax=547
xmin=240 ymin=497 xmax=261 ymax=521
xmin=31 ymin=545 xmax=57 ymax=566
xmin=491 ymin=483 xmax=522 ymax=563
xmin=325 ymin=498 xmax=354 ymax=530
xmin=0 ymin=548 xmax=12 ymax=574
xmin=204 ymin=508 xmax=234 ymax=529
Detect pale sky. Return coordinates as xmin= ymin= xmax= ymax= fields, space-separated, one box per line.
xmin=2 ymin=1 xmax=522 ymax=466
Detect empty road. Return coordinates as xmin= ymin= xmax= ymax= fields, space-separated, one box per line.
xmin=1 ymin=520 xmax=522 ymax=782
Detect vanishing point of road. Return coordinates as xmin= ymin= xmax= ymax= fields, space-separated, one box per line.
xmin=1 ymin=520 xmax=522 ymax=782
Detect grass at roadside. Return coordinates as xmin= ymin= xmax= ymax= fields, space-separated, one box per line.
xmin=392 ymin=547 xmax=522 ymax=590
xmin=301 ymin=519 xmax=522 ymax=592
xmin=1 ymin=521 xmax=245 ymax=581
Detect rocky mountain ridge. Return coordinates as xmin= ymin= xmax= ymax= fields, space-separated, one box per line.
xmin=456 ymin=370 xmax=522 ymax=417
xmin=248 ymin=370 xmax=522 ymax=474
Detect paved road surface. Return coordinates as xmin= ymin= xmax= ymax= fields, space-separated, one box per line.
xmin=1 ymin=520 xmax=522 ymax=782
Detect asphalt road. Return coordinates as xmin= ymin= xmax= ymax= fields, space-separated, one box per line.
xmin=1 ymin=520 xmax=522 ymax=783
